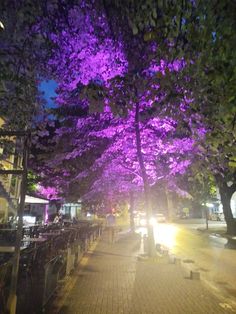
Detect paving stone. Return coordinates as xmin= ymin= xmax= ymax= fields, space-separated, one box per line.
xmin=47 ymin=231 xmax=236 ymax=314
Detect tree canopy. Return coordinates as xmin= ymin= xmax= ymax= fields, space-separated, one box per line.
xmin=1 ymin=0 xmax=236 ymax=235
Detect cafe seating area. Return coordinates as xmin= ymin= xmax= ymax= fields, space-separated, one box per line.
xmin=0 ymin=220 xmax=103 ymax=314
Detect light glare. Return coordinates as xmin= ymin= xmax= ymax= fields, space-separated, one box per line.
xmin=0 ymin=21 xmax=4 ymax=29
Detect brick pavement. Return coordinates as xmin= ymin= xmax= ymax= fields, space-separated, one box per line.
xmin=48 ymin=230 xmax=236 ymax=314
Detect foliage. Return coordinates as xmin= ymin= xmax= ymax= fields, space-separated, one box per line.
xmin=104 ymin=0 xmax=236 ymax=231
xmin=36 ymin=59 xmax=204 ymax=207
xmin=0 ymin=1 xmax=46 ymax=128
xmin=2 ymin=0 xmax=235 ymax=235
xmin=104 ymin=1 xmax=236 ymax=180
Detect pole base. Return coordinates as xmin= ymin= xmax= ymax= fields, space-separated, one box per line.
xmin=7 ymin=293 xmax=17 ymax=314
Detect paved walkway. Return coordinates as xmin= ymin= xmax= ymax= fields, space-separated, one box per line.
xmin=48 ymin=230 xmax=236 ymax=314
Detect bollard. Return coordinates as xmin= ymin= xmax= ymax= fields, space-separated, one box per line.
xmin=162 ymin=249 xmax=169 ymax=256
xmin=190 ymin=271 xmax=200 ymax=280
xmin=156 ymin=243 xmax=161 ymax=252
xmin=143 ymin=235 xmax=148 ymax=253
xmin=66 ymin=247 xmax=75 ymax=276
xmin=168 ymin=255 xmax=175 ymax=264
xmin=174 ymin=258 xmax=181 ymax=265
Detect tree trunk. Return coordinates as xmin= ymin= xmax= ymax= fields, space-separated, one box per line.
xmin=165 ymin=188 xmax=174 ymax=222
xmin=129 ymin=192 xmax=135 ymax=232
xmin=217 ymin=177 xmax=236 ymax=236
xmin=134 ymin=102 xmax=156 ymax=257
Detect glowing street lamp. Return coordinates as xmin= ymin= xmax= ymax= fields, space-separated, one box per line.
xmin=206 ymin=203 xmax=214 ymax=208
xmin=0 ymin=21 xmax=5 ymax=29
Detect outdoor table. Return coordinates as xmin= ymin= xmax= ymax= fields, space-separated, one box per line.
xmin=41 ymin=229 xmax=71 ymax=237
xmin=22 ymin=237 xmax=47 ymax=242
xmin=0 ymin=226 xmax=35 ymax=230
xmin=21 ymin=237 xmax=48 ymax=248
xmin=0 ymin=246 xmax=26 ymax=253
xmin=61 ymin=229 xmax=72 ymax=235
xmin=64 ymin=227 xmax=79 ymax=237
xmin=39 ymin=232 xmax=61 ymax=238
xmin=39 ymin=232 xmax=61 ymax=237
xmin=0 ymin=228 xmax=17 ymax=231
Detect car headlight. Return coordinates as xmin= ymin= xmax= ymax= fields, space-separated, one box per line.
xmin=140 ymin=218 xmax=146 ymax=226
xmin=149 ymin=217 xmax=156 ymax=225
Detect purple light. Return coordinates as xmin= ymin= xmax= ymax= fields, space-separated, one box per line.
xmin=38 ymin=185 xmax=61 ymax=200
xmin=33 ymin=4 xmax=207 ymax=203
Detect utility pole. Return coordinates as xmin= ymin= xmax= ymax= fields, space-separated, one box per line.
xmin=0 ymin=130 xmax=30 ymax=314
xmin=205 ymin=206 xmax=209 ymax=230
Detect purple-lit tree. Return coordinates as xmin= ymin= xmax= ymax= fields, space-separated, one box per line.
xmin=107 ymin=0 xmax=236 ymax=235
xmin=2 ymin=1 xmax=234 ymax=237
xmin=29 ymin=2 xmax=208 ymax=255
xmin=36 ymin=68 xmax=203 ymax=255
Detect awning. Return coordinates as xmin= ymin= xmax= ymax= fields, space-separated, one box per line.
xmin=25 ymin=195 xmax=49 ymax=204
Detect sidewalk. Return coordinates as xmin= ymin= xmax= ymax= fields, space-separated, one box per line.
xmin=48 ymin=230 xmax=236 ymax=314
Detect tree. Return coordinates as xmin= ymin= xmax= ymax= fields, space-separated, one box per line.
xmin=184 ymin=1 xmax=236 ymax=234
xmin=27 ymin=1 xmax=209 ymax=255
xmin=35 ymin=63 xmax=203 ymax=255
xmin=105 ymin=0 xmax=236 ymax=235
xmin=0 ymin=1 xmax=47 ymax=129
xmin=2 ymin=0 xmax=235 ymax=237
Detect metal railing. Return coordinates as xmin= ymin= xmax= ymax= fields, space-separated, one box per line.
xmin=0 ymin=220 xmax=103 ymax=313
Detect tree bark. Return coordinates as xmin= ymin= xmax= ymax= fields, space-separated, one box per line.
xmin=129 ymin=191 xmax=135 ymax=232
xmin=134 ymin=102 xmax=156 ymax=256
xmin=165 ymin=188 xmax=174 ymax=222
xmin=217 ymin=176 xmax=236 ymax=236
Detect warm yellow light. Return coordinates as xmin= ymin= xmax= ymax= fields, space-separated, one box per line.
xmin=154 ymin=224 xmax=178 ymax=249
xmin=149 ymin=217 xmax=156 ymax=226
xmin=140 ymin=218 xmax=146 ymax=226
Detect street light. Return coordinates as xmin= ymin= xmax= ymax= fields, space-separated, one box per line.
xmin=0 ymin=20 xmax=5 ymax=29
xmin=206 ymin=203 xmax=214 ymax=208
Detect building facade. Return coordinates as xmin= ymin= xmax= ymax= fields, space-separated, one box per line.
xmin=0 ymin=117 xmax=22 ymax=222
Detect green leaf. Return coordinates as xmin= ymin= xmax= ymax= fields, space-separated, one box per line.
xmin=229 ymin=161 xmax=236 ymax=168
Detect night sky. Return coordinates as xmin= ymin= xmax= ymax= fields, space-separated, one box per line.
xmin=39 ymin=80 xmax=58 ymax=108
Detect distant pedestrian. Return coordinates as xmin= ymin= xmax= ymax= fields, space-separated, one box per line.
xmin=182 ymin=207 xmax=189 ymax=218
xmin=106 ymin=212 xmax=116 ymax=243
xmin=53 ymin=214 xmax=59 ymax=224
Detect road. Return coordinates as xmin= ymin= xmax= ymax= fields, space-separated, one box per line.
xmin=136 ymin=219 xmax=236 ymax=306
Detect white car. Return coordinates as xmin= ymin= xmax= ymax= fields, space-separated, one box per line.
xmin=155 ymin=213 xmax=166 ymax=223
xmin=209 ymin=212 xmax=225 ymax=221
xmin=135 ymin=212 xmax=166 ymax=226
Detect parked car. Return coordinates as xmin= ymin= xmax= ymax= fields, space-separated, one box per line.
xmin=134 ymin=212 xmax=166 ymax=227
xmin=154 ymin=213 xmax=166 ymax=223
xmin=209 ymin=212 xmax=225 ymax=221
